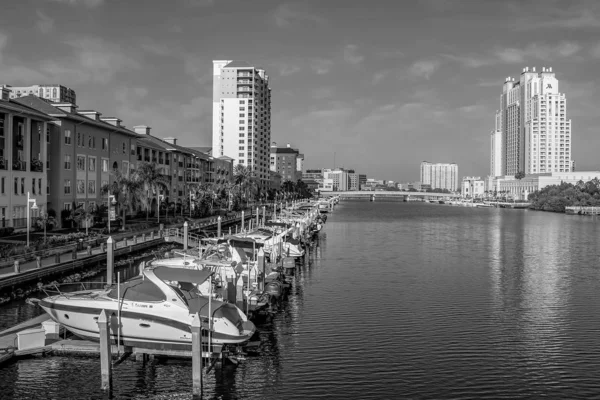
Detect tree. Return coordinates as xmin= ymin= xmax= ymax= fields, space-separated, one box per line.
xmin=515 ymin=171 xmax=526 ymax=180
xmin=72 ymin=205 xmax=93 ymax=234
xmin=101 ymin=170 xmax=142 ymax=230
xmin=35 ymin=208 xmax=56 ymax=242
xmin=134 ymin=162 xmax=171 ymax=222
xmin=233 ymin=164 xmax=257 ymax=208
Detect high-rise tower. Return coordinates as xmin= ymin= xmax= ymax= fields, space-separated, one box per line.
xmin=212 ymin=60 xmax=272 ymax=188
xmin=495 ymin=66 xmax=571 ymax=176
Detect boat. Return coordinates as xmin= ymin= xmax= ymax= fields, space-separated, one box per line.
xmin=34 ymin=266 xmax=256 ymax=350
xmin=476 ymin=203 xmax=494 ymax=208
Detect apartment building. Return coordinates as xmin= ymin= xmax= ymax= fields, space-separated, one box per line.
xmin=2 ymin=84 xmax=76 ymax=104
xmin=212 ymin=60 xmax=271 ymax=189
xmin=420 ymin=161 xmax=458 ymax=191
xmin=0 ymin=89 xmax=54 ymax=229
xmin=14 ymin=96 xmax=138 ymax=225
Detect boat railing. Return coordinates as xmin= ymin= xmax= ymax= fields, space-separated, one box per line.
xmin=40 ymin=281 xmax=110 ymax=298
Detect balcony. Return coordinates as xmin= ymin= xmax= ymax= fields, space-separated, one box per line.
xmin=31 ymin=159 xmax=44 ymax=172
xmin=12 ymin=160 xmax=27 ymax=171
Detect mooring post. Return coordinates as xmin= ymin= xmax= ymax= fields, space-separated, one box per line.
xmin=257 ymin=248 xmax=265 ymax=291
xmin=87 ymin=245 xmax=92 ymax=256
xmin=235 ymin=225 xmax=238 ymax=234
xmin=36 ymin=256 xmax=41 ymax=269
xmin=241 ymin=211 xmax=245 ymax=232
xmin=229 ymin=227 xmax=232 ymax=236
xmin=72 ymin=249 xmax=77 ymax=260
xmin=256 ymin=207 xmax=259 ymax=227
xmin=262 ymin=206 xmax=266 ymax=226
xmin=107 ymin=237 xmax=114 ymax=285
xmin=13 ymin=260 xmax=20 ymax=274
xmin=98 ymin=309 xmax=112 ymax=392
xmin=217 ymin=216 xmax=222 ymax=238
xmin=191 ymin=312 xmax=203 ymax=399
xmin=183 ymin=222 xmax=189 ymax=251
xmin=139 ymin=261 xmax=145 ymax=276
xmin=55 ymin=253 xmax=61 ymax=263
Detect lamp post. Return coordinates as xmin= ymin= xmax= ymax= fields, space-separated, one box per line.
xmin=26 ymin=192 xmax=38 ymax=248
xmin=107 ymin=192 xmax=116 ymax=234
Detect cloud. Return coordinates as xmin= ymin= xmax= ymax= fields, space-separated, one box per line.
xmin=447 ymin=41 xmax=582 ymax=68
xmin=309 ymin=58 xmax=333 ymax=75
xmin=311 ymin=87 xmax=335 ymax=100
xmin=372 ymin=71 xmax=387 ymax=85
xmin=36 ymin=10 xmax=54 ymax=34
xmin=409 ymin=59 xmax=440 ymax=79
xmin=185 ymin=0 xmax=215 ymax=6
xmin=140 ymin=41 xmax=173 ymax=57
xmin=270 ymin=62 xmax=301 ymax=76
xmin=513 ymin=1 xmax=600 ymax=30
xmin=46 ymin=0 xmax=104 ymax=7
xmin=183 ymin=55 xmax=212 ymax=86
xmin=273 ymin=3 xmax=327 ymax=28
xmin=376 ymin=49 xmax=404 ymax=59
xmin=343 ymin=44 xmax=364 ymax=65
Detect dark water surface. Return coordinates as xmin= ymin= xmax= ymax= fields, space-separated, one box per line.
xmin=1 ymin=201 xmax=600 ymax=399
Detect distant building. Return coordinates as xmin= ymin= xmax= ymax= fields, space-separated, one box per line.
xmin=490 ymin=128 xmax=502 ymax=177
xmin=461 ymin=176 xmax=485 ymax=198
xmin=358 ymin=174 xmax=367 ymax=190
xmin=420 ymin=161 xmax=458 ymax=191
xmin=270 ymin=143 xmax=302 ymax=182
xmin=493 ymin=171 xmax=600 ymax=200
xmin=1 ymin=84 xmax=76 ymax=104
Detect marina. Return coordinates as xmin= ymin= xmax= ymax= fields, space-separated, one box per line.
xmin=0 ymin=197 xmax=339 ymax=398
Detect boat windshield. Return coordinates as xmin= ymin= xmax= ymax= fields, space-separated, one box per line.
xmin=107 ymin=277 xmax=166 ymax=302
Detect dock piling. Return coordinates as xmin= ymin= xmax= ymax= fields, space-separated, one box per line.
xmin=14 ymin=260 xmax=20 ymax=274
xmin=241 ymin=211 xmax=245 ymax=232
xmin=256 ymin=207 xmax=259 ymax=227
xmin=258 ymin=248 xmax=265 ymax=290
xmin=36 ymin=256 xmax=41 ymax=269
xmin=262 ymin=206 xmax=266 ymax=226
xmin=107 ymin=237 xmax=114 ymax=285
xmin=191 ymin=313 xmax=203 ymax=399
xmin=97 ymin=309 xmax=112 ymax=392
xmin=217 ymin=216 xmax=222 ymax=237
xmin=183 ymin=222 xmax=189 ymax=250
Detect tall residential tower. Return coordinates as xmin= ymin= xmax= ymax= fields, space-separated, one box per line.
xmin=420 ymin=161 xmax=458 ymax=191
xmin=494 ymin=66 xmax=572 ymax=176
xmin=212 ymin=60 xmax=272 ymax=188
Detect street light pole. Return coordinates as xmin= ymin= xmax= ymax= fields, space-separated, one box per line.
xmin=26 ymin=192 xmax=38 ymax=248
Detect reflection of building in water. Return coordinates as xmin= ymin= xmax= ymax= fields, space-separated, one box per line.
xmin=520 ymin=215 xmax=570 ymax=366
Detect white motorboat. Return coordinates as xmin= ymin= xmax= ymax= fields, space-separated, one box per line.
xmin=36 ymin=266 xmax=255 ymax=350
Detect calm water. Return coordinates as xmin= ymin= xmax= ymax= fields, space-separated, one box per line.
xmin=1 ymin=201 xmax=600 ymax=399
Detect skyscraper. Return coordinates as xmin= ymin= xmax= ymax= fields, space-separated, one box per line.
xmin=496 ymin=66 xmax=572 ymax=176
xmin=1 ymin=84 xmax=76 ymax=104
xmin=212 ymin=60 xmax=272 ymax=188
xmin=420 ymin=161 xmax=458 ymax=191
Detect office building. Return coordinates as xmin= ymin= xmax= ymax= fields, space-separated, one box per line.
xmin=461 ymin=176 xmax=485 ymax=198
xmin=1 ymin=84 xmax=76 ymax=104
xmin=496 ymin=66 xmax=571 ymax=176
xmin=420 ymin=161 xmax=458 ymax=191
xmin=212 ymin=60 xmax=271 ymax=189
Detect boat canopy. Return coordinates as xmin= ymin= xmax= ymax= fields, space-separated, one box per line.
xmin=265 ymin=222 xmax=289 ymax=228
xmin=107 ymin=277 xmax=166 ymax=302
xmin=153 ymin=267 xmax=213 ymax=284
xmin=229 ymin=238 xmax=265 ymax=249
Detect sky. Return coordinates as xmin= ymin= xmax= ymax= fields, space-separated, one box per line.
xmin=1 ymin=0 xmax=600 ymax=182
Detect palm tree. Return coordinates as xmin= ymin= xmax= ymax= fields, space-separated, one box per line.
xmin=72 ymin=205 xmax=93 ymax=234
xmin=101 ymin=170 xmax=141 ymax=231
xmin=134 ymin=162 xmax=171 ymax=222
xmin=233 ymin=164 xmax=256 ymax=208
xmin=35 ymin=208 xmax=56 ymax=243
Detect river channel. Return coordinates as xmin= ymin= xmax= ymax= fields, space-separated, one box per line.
xmin=1 ymin=201 xmax=599 ymax=399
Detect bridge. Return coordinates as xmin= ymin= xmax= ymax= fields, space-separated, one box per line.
xmin=320 ymin=191 xmax=461 ymax=200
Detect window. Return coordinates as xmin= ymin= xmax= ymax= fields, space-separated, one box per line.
xmin=239 ymin=153 xmax=244 ymax=157
xmin=13 ymin=178 xmax=17 ymax=195
xmin=88 ymin=180 xmax=96 ymax=195
xmin=63 ymin=203 xmax=72 ymax=211
xmin=64 ymin=129 xmax=72 ymax=145
xmin=64 ymin=155 xmax=71 ymax=169
xmin=39 ymin=179 xmax=42 ymax=195
xmin=88 ymin=136 xmax=95 ymax=148
xmin=21 ymin=178 xmax=25 ymax=194
xmin=77 ymin=156 xmax=85 ymax=170
xmin=46 ymin=127 xmax=50 ymax=143
xmin=88 ymin=157 xmax=96 ymax=172
xmin=131 ymin=144 xmax=135 ymax=155
xmin=239 ymin=127 xmax=245 ymax=131
xmin=88 ymin=201 xmax=96 ymax=212
xmin=122 ymin=161 xmax=129 ymax=175
xmin=239 ymin=140 xmax=245 ymax=144
xmin=239 ymin=114 xmax=245 ymax=117
xmin=239 ymin=100 xmax=245 ymax=104
xmin=76 ymin=180 xmax=85 ymax=195
xmin=239 ymin=107 xmax=245 ymax=111
xmin=32 ymin=178 xmax=36 ymax=195
xmin=122 ymin=143 xmax=126 ymax=154
xmin=0 ymin=177 xmax=3 ymax=194
xmin=77 ymin=132 xmax=82 ymax=147
xmin=102 ymin=159 xmax=109 ymax=172
xmin=102 ymin=138 xmax=108 ymax=150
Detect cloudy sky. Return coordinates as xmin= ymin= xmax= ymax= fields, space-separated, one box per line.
xmin=1 ymin=0 xmax=599 ymax=181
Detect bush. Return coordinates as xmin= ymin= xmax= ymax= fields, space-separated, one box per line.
xmin=0 ymin=227 xmax=15 ymax=237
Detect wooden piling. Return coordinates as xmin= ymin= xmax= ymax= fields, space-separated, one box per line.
xmin=217 ymin=216 xmax=222 ymax=237
xmin=256 ymin=207 xmax=259 ymax=227
xmin=262 ymin=206 xmax=266 ymax=226
xmin=97 ymin=309 xmax=112 ymax=392
xmin=106 ymin=237 xmax=114 ymax=285
xmin=14 ymin=260 xmax=20 ymax=274
xmin=87 ymin=245 xmax=92 ymax=256
xmin=241 ymin=211 xmax=245 ymax=232
xmin=191 ymin=313 xmax=203 ymax=399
